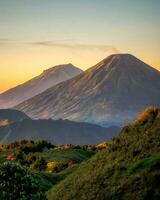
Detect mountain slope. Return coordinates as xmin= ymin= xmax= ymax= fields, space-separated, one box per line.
xmin=48 ymin=107 xmax=160 ymax=200
xmin=0 ymin=64 xmax=82 ymax=108
xmin=15 ymin=54 xmax=160 ymax=125
xmin=0 ymin=110 xmax=119 ymax=144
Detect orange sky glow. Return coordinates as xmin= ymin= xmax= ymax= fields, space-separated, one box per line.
xmin=0 ymin=0 xmax=159 ymax=93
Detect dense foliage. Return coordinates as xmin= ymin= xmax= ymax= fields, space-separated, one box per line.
xmin=48 ymin=107 xmax=160 ymax=200
xmin=0 ymin=140 xmax=94 ymax=199
xmin=4 ymin=139 xmax=54 ymax=153
xmin=0 ymin=162 xmax=47 ymax=200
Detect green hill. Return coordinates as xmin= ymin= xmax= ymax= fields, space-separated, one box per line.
xmin=37 ymin=148 xmax=94 ymax=164
xmin=48 ymin=107 xmax=160 ymax=200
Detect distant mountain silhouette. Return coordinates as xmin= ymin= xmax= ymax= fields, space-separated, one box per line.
xmin=0 ymin=64 xmax=82 ymax=108
xmin=0 ymin=109 xmax=30 ymax=123
xmin=15 ymin=54 xmax=160 ymax=125
xmin=0 ymin=109 xmax=119 ymax=144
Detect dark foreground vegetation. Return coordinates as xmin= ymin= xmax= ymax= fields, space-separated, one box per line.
xmin=0 ymin=140 xmax=96 ymax=200
xmin=0 ymin=107 xmax=160 ymax=200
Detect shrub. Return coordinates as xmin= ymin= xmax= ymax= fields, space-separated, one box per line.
xmin=14 ymin=150 xmax=29 ymax=166
xmin=31 ymin=157 xmax=47 ymax=171
xmin=47 ymin=161 xmax=67 ymax=173
xmin=0 ymin=162 xmax=47 ymax=200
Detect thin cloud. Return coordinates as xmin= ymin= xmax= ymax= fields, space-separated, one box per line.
xmin=0 ymin=38 xmax=17 ymax=46
xmin=0 ymin=38 xmax=10 ymax=45
xmin=30 ymin=41 xmax=118 ymax=53
xmin=0 ymin=38 xmax=118 ymax=53
xmin=0 ymin=38 xmax=9 ymax=42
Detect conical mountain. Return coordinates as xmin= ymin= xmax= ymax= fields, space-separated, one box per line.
xmin=0 ymin=64 xmax=82 ymax=108
xmin=15 ymin=54 xmax=160 ymax=125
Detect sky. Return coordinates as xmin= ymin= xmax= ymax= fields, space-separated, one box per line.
xmin=0 ymin=0 xmax=160 ymax=93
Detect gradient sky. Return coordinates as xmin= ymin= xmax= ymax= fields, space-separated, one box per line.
xmin=0 ymin=0 xmax=160 ymax=93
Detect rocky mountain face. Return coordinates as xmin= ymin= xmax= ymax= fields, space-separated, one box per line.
xmin=0 ymin=109 xmax=119 ymax=145
xmin=0 ymin=64 xmax=82 ymax=108
xmin=15 ymin=54 xmax=160 ymax=126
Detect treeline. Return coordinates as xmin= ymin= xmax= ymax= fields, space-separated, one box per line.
xmin=1 ymin=139 xmax=54 ymax=153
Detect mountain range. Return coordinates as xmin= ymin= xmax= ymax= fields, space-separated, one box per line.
xmin=0 ymin=109 xmax=119 ymax=144
xmin=0 ymin=64 xmax=82 ymax=108
xmin=15 ymin=54 xmax=160 ymax=126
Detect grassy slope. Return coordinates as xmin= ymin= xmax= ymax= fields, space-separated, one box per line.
xmin=48 ymin=107 xmax=160 ymax=200
xmin=31 ymin=166 xmax=80 ymax=195
xmin=33 ymin=148 xmax=94 ymax=191
xmin=36 ymin=148 xmax=94 ymax=192
xmin=35 ymin=148 xmax=94 ymax=164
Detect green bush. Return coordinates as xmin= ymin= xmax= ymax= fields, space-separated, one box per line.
xmin=31 ymin=157 xmax=47 ymax=171
xmin=0 ymin=162 xmax=47 ymax=200
xmin=14 ymin=150 xmax=29 ymax=166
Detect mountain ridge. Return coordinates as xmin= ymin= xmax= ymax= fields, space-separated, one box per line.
xmin=15 ymin=54 xmax=160 ymax=125
xmin=0 ymin=109 xmax=119 ymax=145
xmin=0 ymin=109 xmax=30 ymax=123
xmin=0 ymin=64 xmax=82 ymax=108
